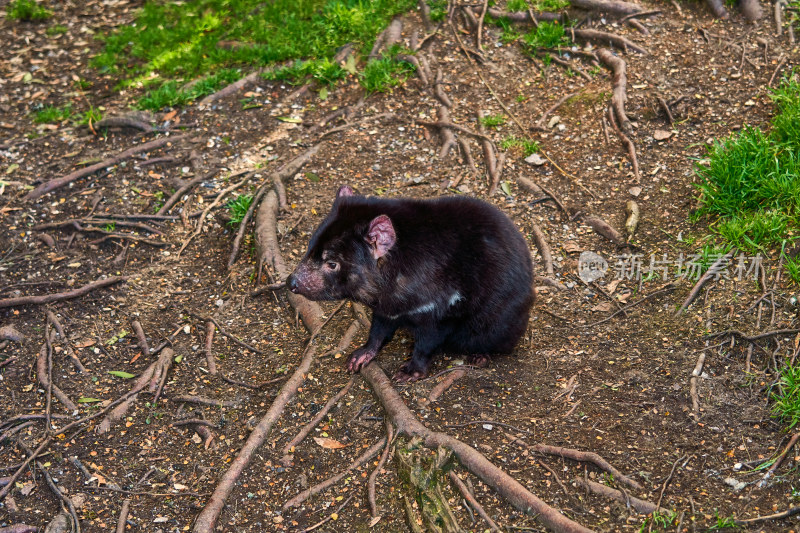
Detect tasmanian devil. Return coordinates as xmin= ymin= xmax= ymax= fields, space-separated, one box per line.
xmin=286 ymin=186 xmax=534 ymax=382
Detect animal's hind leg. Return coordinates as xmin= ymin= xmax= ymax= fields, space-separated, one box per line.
xmin=394 ymin=323 xmax=453 ymax=383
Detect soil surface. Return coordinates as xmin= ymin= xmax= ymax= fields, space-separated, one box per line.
xmin=1 ymin=1 xmax=799 ymax=532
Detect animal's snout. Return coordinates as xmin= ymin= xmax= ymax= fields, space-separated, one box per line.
xmin=287 ymin=274 xmax=300 ymax=294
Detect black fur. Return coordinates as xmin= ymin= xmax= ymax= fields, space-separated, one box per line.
xmin=287 ymin=190 xmax=534 ymax=381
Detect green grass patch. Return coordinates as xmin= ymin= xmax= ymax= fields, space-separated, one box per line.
xmin=479 ymin=114 xmax=506 ymax=129
xmin=139 ymin=69 xmax=244 ymax=111
xmin=264 ymin=58 xmax=347 ymax=87
xmin=425 ymin=0 xmax=447 ymax=21
xmin=93 ymin=0 xmax=417 ymax=108
xmin=523 ymin=21 xmax=568 ymax=48
xmin=772 ymin=359 xmax=800 ymax=430
xmin=226 ymin=194 xmax=254 ymax=227
xmin=500 ymin=135 xmax=539 ymax=156
xmin=360 ymin=53 xmax=415 ymax=94
xmin=508 ymin=0 xmax=569 ymax=11
xmin=75 ymin=107 xmax=104 ymax=127
xmin=692 ymin=72 xmax=800 ymax=282
xmin=32 ymin=104 xmax=73 ymax=124
xmin=46 ymin=24 xmax=68 ymax=36
xmin=6 ymin=0 xmax=52 ymax=21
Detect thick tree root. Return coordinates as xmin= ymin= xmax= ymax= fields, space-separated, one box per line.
xmin=573 ymin=478 xmax=659 ymax=514
xmin=362 ymin=363 xmax=595 ymax=532
xmin=25 ymin=135 xmax=190 ymax=201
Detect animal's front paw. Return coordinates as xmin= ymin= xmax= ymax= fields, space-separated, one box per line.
xmin=393 ymin=361 xmax=428 ymax=383
xmin=346 ymin=347 xmax=377 ymax=373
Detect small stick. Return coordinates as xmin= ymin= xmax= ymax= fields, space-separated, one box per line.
xmin=95 ymin=116 xmax=155 ymax=132
xmin=368 ymin=421 xmax=395 ymax=518
xmin=25 ymin=134 xmax=190 ymax=201
xmin=536 ymin=91 xmax=581 ymax=130
xmin=219 ymin=373 xmax=285 ymax=389
xmin=675 ymin=248 xmax=737 ymax=316
xmin=172 ymin=395 xmax=239 ymax=408
xmin=573 ymin=478 xmax=659 ymax=514
xmin=657 ymin=97 xmax=674 ymax=125
xmin=449 ymin=471 xmax=502 ymax=532
xmin=36 ymin=329 xmax=78 ymax=412
xmin=302 ymin=494 xmax=355 ymax=533
xmin=178 ymin=172 xmax=253 ymax=256
xmin=583 ymin=214 xmax=626 ymax=246
xmin=429 ymin=367 xmax=468 ymax=402
xmin=530 ymin=223 xmax=554 ymax=277
xmin=768 ymin=55 xmax=787 ymax=87
xmin=46 ymin=310 xmax=87 ymax=373
xmin=203 ymin=321 xmax=217 ymax=375
xmin=531 ymin=443 xmax=643 ymax=490
xmin=735 ymin=505 xmax=800 ymax=525
xmin=280 ymin=376 xmax=356 ymax=462
xmin=655 ymin=454 xmax=688 ymax=511
xmin=583 ymin=284 xmax=676 ymax=328
xmin=282 ymin=436 xmax=387 ymax=509
xmin=758 ymin=432 xmax=800 ymax=487
xmin=131 ymin=320 xmax=150 ymax=356
xmin=187 ymin=314 xmax=264 ymax=354
xmin=538 ymin=183 xmax=568 ymax=215
xmin=690 ymin=347 xmax=706 ymax=418
xmin=156 ymin=168 xmax=218 ymax=216
xmin=0 ymin=276 xmax=129 ymax=309
xmin=476 ymin=0 xmax=489 ymax=50
xmin=115 ymin=499 xmax=131 ymax=533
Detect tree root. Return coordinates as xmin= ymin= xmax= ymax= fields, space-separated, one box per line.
xmin=131 ymin=319 xmax=150 ymax=356
xmin=115 ymin=499 xmax=131 ymax=533
xmin=203 ymin=321 xmax=217 ymax=375
xmin=573 ymin=477 xmax=658 ymax=514
xmin=37 ymin=329 xmax=77 ymax=413
xmin=283 ymin=436 xmax=387 ymax=510
xmin=572 ymin=29 xmax=649 ymax=55
xmin=362 ymin=363 xmax=595 ymax=532
xmin=596 ymin=49 xmax=631 ymax=132
xmin=582 ymin=214 xmax=626 ymax=246
xmin=449 ymin=470 xmax=502 ymax=532
xmin=255 ymin=192 xmax=325 ymax=333
xmin=368 ymin=421 xmax=394 ymax=518
xmin=530 ymin=443 xmax=642 ymax=490
xmin=178 ymin=171 xmax=254 ymax=256
xmin=186 ymin=313 xmax=264 ymax=354
xmin=428 ymin=367 xmax=468 ymax=402
xmin=46 ymin=310 xmax=87 ymax=373
xmin=280 ymin=376 xmax=356 ymax=466
xmin=199 ymin=70 xmax=265 ymax=105
xmin=606 ymin=106 xmax=640 ymax=182
xmin=228 ymin=145 xmax=321 ymax=269
xmin=156 ymin=168 xmax=218 ymax=216
xmin=97 ymin=348 xmax=175 ymax=434
xmin=25 ymin=134 xmax=190 ymax=201
xmin=0 ymin=276 xmax=129 ymax=309
xmin=94 ymin=116 xmax=156 ymax=133
xmin=436 ymin=106 xmax=458 ymax=158
xmin=531 ymin=223 xmax=555 ymax=277
xmin=674 ymin=248 xmax=737 ymax=316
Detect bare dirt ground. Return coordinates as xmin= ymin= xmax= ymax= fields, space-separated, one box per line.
xmin=1 ymin=0 xmax=800 ymax=532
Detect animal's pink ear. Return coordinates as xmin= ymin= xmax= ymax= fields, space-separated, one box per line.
xmin=336 ymin=185 xmax=354 ymax=198
xmin=366 ymin=215 xmax=396 ymax=259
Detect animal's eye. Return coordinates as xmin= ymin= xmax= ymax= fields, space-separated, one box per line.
xmin=326 ymin=261 xmax=339 ymax=271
